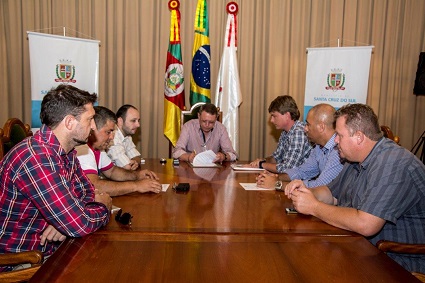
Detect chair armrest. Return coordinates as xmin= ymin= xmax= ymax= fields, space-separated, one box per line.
xmin=0 ymin=250 xmax=43 ymax=266
xmin=376 ymin=240 xmax=425 ymax=254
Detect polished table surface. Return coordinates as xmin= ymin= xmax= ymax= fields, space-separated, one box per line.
xmin=102 ymin=159 xmax=354 ymax=236
xmin=31 ymin=159 xmax=419 ymax=282
xmin=31 ymin=233 xmax=418 ymax=283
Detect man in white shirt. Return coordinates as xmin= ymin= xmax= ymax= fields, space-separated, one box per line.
xmin=107 ymin=104 xmax=142 ymax=170
xmin=77 ymin=106 xmax=162 ymax=196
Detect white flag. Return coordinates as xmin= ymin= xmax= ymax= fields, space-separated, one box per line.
xmin=215 ymin=11 xmax=242 ymax=152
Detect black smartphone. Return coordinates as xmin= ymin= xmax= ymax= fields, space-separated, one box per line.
xmin=174 ymin=183 xmax=190 ymax=192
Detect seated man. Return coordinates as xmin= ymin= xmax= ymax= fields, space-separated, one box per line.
xmin=256 ymin=103 xmax=343 ymax=189
xmin=77 ymin=106 xmax=162 ymax=196
xmin=247 ymin=95 xmax=312 ymax=173
xmin=107 ymin=104 xmax=142 ymax=170
xmin=172 ymin=103 xmax=238 ymax=163
xmin=0 ymin=85 xmax=111 ymax=271
xmin=285 ymin=103 xmax=425 ymax=274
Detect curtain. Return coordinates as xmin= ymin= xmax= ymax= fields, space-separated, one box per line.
xmin=1 ymin=0 xmax=424 ymax=160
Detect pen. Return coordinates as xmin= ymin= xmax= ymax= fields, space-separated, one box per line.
xmin=193 ymin=150 xmax=196 ymax=155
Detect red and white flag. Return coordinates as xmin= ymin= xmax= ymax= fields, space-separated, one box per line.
xmin=215 ymin=2 xmax=242 ymax=152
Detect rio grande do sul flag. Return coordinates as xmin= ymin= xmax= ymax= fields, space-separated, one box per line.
xmin=215 ymin=2 xmax=242 ymax=152
xmin=164 ymin=0 xmax=185 ymax=146
xmin=190 ymin=0 xmax=211 ymax=106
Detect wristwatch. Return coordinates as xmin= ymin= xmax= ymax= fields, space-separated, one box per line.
xmin=259 ymin=159 xmax=266 ymax=169
xmin=274 ymin=180 xmax=283 ymax=191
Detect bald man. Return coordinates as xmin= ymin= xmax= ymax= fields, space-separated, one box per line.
xmin=257 ymin=103 xmax=343 ymax=190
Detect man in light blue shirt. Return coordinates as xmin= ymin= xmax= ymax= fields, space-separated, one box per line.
xmin=257 ymin=103 xmax=343 ymax=189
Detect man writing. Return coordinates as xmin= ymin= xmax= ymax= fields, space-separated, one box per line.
xmin=0 ymin=85 xmax=111 ymax=271
xmin=172 ymin=103 xmax=237 ymax=163
xmin=256 ymin=103 xmax=343 ymax=189
xmin=107 ymin=104 xmax=142 ymax=170
xmin=246 ymin=95 xmax=312 ymax=173
xmin=285 ymin=103 xmax=425 ymax=274
xmin=77 ymin=106 xmax=162 ymax=196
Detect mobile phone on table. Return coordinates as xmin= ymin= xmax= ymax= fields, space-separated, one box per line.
xmin=174 ymin=183 xmax=190 ymax=192
xmin=285 ymin=207 xmax=298 ymax=214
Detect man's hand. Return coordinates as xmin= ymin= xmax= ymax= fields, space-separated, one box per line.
xmin=256 ymin=171 xmax=278 ymax=188
xmin=213 ymin=152 xmax=226 ymax=163
xmin=249 ymin=158 xmax=264 ymax=168
xmin=128 ymin=160 xmax=140 ymax=171
xmin=138 ymin=169 xmax=159 ymax=180
xmin=284 ymin=180 xmax=306 ymax=199
xmin=136 ymin=179 xmax=162 ymax=193
xmin=188 ymin=151 xmax=196 ymax=163
xmin=94 ymin=190 xmax=112 ymax=211
xmin=40 ymin=225 xmax=66 ymax=246
xmin=290 ymin=186 xmax=319 ymax=216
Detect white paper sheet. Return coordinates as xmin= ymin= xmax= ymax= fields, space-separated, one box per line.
xmin=162 ymin=184 xmax=170 ymax=192
xmin=191 ymin=150 xmax=220 ymax=167
xmin=239 ymin=183 xmax=274 ymax=191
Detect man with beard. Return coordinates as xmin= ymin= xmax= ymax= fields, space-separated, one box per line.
xmin=107 ymin=105 xmax=142 ymax=170
xmin=0 ymin=85 xmax=111 ymax=271
xmin=77 ymin=106 xmax=162 ymax=196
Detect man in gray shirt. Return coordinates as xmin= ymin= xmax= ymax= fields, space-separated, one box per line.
xmin=285 ymin=103 xmax=425 ymax=274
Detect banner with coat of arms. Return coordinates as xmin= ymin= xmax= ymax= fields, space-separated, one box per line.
xmin=27 ymin=31 xmax=100 ymax=128
xmin=303 ymin=46 xmax=373 ymax=119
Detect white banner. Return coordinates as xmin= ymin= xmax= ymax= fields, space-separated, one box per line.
xmin=304 ymin=46 xmax=373 ymax=119
xmin=27 ymin=32 xmax=99 ymax=127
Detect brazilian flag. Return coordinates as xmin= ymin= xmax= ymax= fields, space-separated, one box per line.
xmin=190 ymin=0 xmax=211 ymax=106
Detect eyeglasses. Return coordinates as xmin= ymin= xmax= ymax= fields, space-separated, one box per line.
xmin=115 ymin=209 xmax=133 ymax=225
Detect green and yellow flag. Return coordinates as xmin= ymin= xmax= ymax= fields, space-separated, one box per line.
xmin=190 ymin=0 xmax=211 ymax=106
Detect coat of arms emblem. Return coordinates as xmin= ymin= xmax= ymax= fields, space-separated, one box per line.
xmin=55 ymin=59 xmax=76 ymax=83
xmin=326 ymin=68 xmax=345 ymax=91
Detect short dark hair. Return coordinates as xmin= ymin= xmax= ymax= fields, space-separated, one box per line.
xmin=268 ymin=95 xmax=300 ymax=120
xmin=40 ymin=84 xmax=98 ymax=129
xmin=199 ymin=103 xmax=218 ymax=117
xmin=116 ymin=104 xmax=138 ymax=121
xmin=334 ymin=103 xmax=383 ymax=141
xmin=94 ymin=106 xmax=117 ymax=129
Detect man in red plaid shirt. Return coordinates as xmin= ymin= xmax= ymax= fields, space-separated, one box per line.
xmin=0 ymin=85 xmax=112 ymax=271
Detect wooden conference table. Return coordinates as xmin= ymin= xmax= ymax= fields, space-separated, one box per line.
xmin=31 ymin=159 xmax=418 ymax=282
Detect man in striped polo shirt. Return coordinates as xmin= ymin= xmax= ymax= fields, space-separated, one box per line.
xmin=285 ymin=103 xmax=425 ymax=274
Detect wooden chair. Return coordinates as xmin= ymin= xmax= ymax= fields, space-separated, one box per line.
xmin=0 ymin=128 xmax=5 ymax=160
xmin=376 ymin=240 xmax=425 ymax=282
xmin=0 ymin=250 xmax=44 ymax=282
xmin=2 ymin=118 xmax=33 ymax=155
xmin=381 ymin=125 xmax=400 ymax=145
